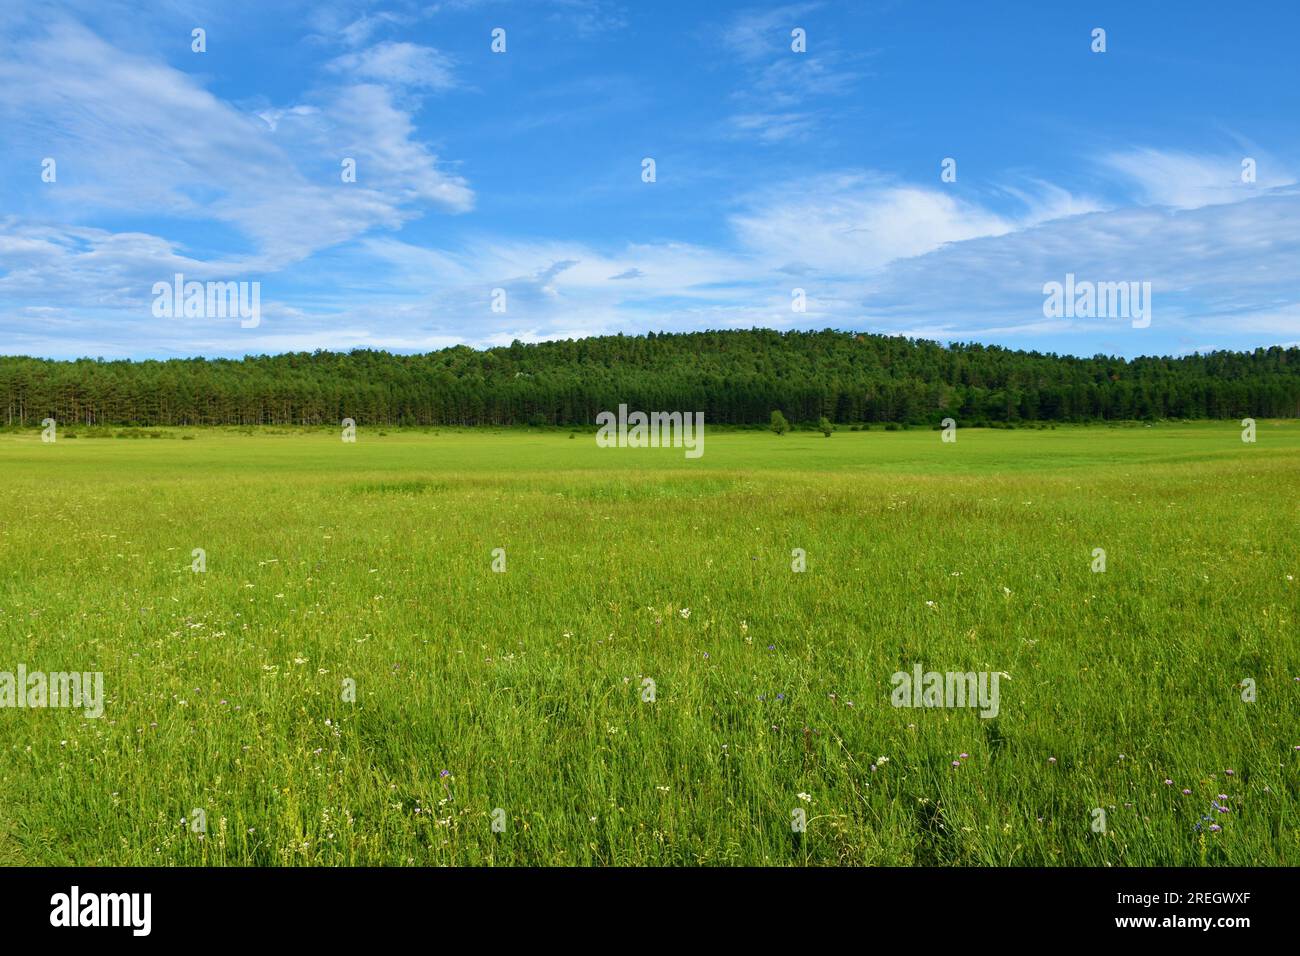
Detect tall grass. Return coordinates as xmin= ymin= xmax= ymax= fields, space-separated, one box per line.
xmin=0 ymin=422 xmax=1296 ymax=865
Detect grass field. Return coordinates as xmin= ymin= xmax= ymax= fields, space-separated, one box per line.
xmin=1 ymin=421 xmax=1297 ymax=866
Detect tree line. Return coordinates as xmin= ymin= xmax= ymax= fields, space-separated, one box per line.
xmin=2 ymin=329 xmax=1298 ymax=428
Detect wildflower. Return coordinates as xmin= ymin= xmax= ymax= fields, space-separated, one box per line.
xmin=1048 ymin=757 xmax=1057 ymax=764
xmin=1225 ymin=769 xmax=1235 ymax=776
xmin=1164 ymin=778 xmax=1173 ymax=785
xmin=797 ymin=792 xmax=811 ymax=803
xmin=951 ymin=760 xmax=960 ymax=768
xmin=679 ymin=608 xmax=690 ymax=620
xmin=959 ymin=753 xmax=968 ymax=760
xmin=1182 ymin=789 xmax=1191 ymax=795
xmin=876 ymin=756 xmax=889 ymax=766
xmin=1209 ymin=824 xmax=1222 ymax=832
xmin=439 ymin=769 xmax=450 ymax=778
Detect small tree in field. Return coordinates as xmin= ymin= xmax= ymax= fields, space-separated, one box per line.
xmin=770 ymin=410 xmax=790 ymax=435
xmin=818 ymin=416 xmax=833 ymax=437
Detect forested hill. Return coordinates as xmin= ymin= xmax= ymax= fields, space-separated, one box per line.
xmin=3 ymin=329 xmax=1299 ymax=428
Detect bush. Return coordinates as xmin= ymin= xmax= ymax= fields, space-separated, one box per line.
xmin=770 ymin=410 xmax=790 ymax=435
xmin=818 ymin=416 xmax=833 ymax=437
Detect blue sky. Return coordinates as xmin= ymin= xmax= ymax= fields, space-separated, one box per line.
xmin=2 ymin=0 xmax=1298 ymax=360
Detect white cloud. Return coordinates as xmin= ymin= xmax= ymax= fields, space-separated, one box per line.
xmin=0 ymin=19 xmax=472 ymax=305
xmin=718 ymin=2 xmax=866 ymax=144
xmin=852 ymin=185 xmax=1300 ymax=349
xmin=257 ymin=106 xmax=319 ymax=131
xmin=727 ymin=111 xmax=821 ymax=144
xmin=1101 ymin=148 xmax=1296 ymax=210
xmin=722 ymin=2 xmax=824 ymax=62
xmin=326 ymin=41 xmax=457 ymax=91
xmin=729 ymin=173 xmax=1018 ymax=274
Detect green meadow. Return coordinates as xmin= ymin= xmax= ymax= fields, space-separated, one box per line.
xmin=0 ymin=421 xmax=1297 ymax=865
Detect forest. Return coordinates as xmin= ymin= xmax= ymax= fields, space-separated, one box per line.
xmin=2 ymin=329 xmax=1298 ymax=427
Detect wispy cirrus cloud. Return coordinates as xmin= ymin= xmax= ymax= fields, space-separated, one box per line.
xmin=721 ymin=1 xmax=823 ymax=62
xmin=1100 ymin=148 xmax=1296 ymax=211
xmin=326 ymin=41 xmax=458 ymax=91
xmin=0 ymin=17 xmax=472 ymax=291
xmin=718 ymin=2 xmax=869 ymax=144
